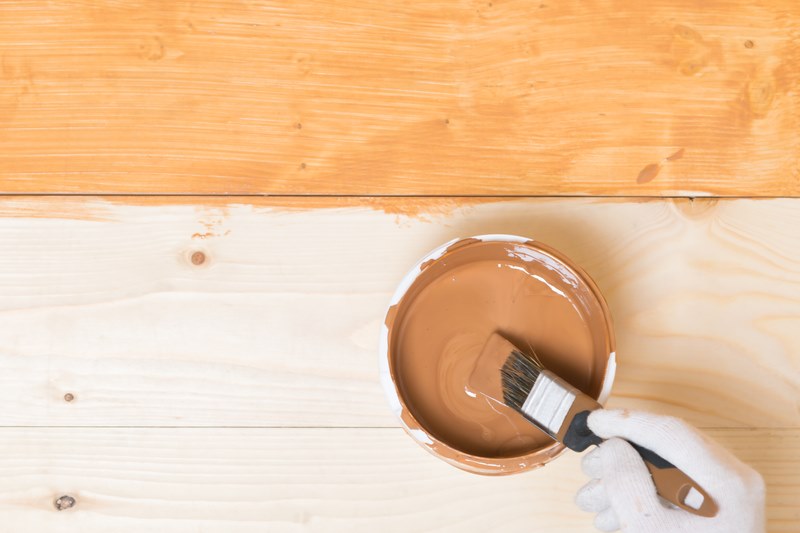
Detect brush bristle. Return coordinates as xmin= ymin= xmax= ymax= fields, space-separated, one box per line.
xmin=500 ymin=350 xmax=544 ymax=413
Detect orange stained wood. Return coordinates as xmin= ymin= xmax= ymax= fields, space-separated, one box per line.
xmin=0 ymin=0 xmax=799 ymax=196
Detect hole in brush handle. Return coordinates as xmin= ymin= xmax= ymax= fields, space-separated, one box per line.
xmin=643 ymin=455 xmax=719 ymax=517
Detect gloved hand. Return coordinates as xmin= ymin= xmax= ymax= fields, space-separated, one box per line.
xmin=575 ymin=409 xmax=765 ymax=533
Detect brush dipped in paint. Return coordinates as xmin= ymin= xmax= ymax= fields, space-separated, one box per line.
xmin=480 ymin=333 xmax=718 ymax=518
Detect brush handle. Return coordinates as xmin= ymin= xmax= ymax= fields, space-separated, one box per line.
xmin=564 ymin=410 xmax=718 ymax=518
xmin=637 ymin=446 xmax=718 ymax=517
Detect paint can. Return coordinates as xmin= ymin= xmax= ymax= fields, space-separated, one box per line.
xmin=379 ymin=235 xmax=616 ymax=475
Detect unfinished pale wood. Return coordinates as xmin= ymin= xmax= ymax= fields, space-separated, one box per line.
xmin=0 ymin=1 xmax=798 ymax=195
xmin=0 ymin=197 xmax=797 ymax=428
xmin=0 ymin=427 xmax=794 ymax=532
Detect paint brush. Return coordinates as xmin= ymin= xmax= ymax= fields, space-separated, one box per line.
xmin=482 ymin=332 xmax=718 ymax=517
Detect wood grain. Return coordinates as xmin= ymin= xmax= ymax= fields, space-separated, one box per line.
xmin=0 ymin=197 xmax=797 ymax=428
xmin=1 ymin=1 xmax=798 ymax=195
xmin=0 ymin=428 xmax=794 ymax=532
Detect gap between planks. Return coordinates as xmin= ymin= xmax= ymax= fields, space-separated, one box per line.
xmin=0 ymin=194 xmax=794 ymax=199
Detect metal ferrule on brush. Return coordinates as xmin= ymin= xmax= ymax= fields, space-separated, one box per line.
xmin=519 ymin=370 xmax=579 ymax=438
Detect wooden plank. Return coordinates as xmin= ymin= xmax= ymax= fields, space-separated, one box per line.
xmin=0 ymin=197 xmax=797 ymax=428
xmin=0 ymin=428 xmax=794 ymax=532
xmin=0 ymin=1 xmax=798 ymax=195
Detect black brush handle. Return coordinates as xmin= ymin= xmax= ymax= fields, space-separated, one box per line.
xmin=563 ymin=410 xmax=602 ymax=452
xmin=564 ymin=410 xmax=673 ymax=467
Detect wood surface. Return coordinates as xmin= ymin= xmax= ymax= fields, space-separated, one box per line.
xmin=0 ymin=428 xmax=795 ymax=532
xmin=0 ymin=1 xmax=798 ymax=195
xmin=2 ymin=0 xmax=800 ymax=530
xmin=0 ymin=197 xmax=797 ymax=531
xmin=0 ymin=197 xmax=799 ymax=428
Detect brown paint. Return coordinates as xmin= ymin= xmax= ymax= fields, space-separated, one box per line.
xmin=0 ymin=197 xmax=113 ymax=222
xmin=192 ymin=230 xmax=231 ymax=240
xmin=385 ymin=238 xmax=613 ymax=474
xmin=419 ymin=258 xmax=438 ymax=271
xmin=384 ymin=305 xmax=398 ymax=329
xmin=0 ymin=196 xmax=746 ymax=226
xmin=465 ymin=333 xmax=548 ymax=413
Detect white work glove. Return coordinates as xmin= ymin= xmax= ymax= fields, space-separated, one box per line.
xmin=575 ymin=409 xmax=765 ymax=533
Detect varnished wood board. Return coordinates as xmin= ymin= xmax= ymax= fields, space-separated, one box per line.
xmin=0 ymin=197 xmax=797 ymax=428
xmin=0 ymin=428 xmax=794 ymax=532
xmin=0 ymin=1 xmax=798 ymax=195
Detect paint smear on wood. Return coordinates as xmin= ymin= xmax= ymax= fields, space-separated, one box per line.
xmin=0 ymin=1 xmax=797 ymax=196
xmin=0 ymin=196 xmax=493 ymax=222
